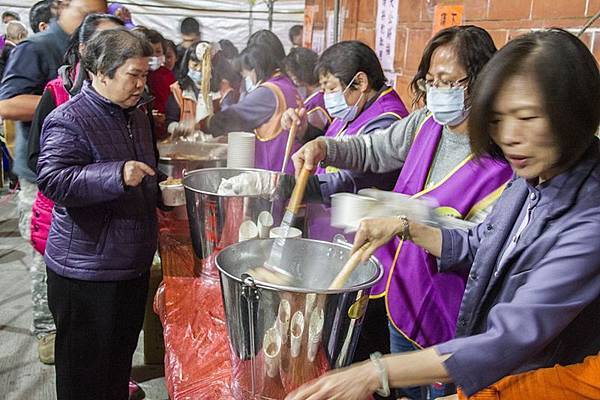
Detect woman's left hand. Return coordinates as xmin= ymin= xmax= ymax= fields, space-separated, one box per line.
xmin=285 ymin=361 xmax=379 ymax=400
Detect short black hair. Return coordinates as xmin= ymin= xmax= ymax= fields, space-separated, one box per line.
xmin=82 ymin=28 xmax=154 ymax=78
xmin=1 ymin=11 xmax=19 ymax=21
xmin=239 ymin=44 xmax=279 ymax=83
xmin=65 ymin=13 xmax=124 ymax=67
xmin=315 ymin=40 xmax=386 ymax=91
xmin=247 ymin=29 xmax=286 ymax=65
xmin=283 ymin=47 xmax=318 ymax=86
xmin=288 ymin=24 xmax=303 ymax=43
xmin=180 ymin=17 xmax=200 ymax=36
xmin=469 ymin=28 xmax=600 ymax=165
xmin=143 ymin=28 xmax=166 ymax=54
xmin=29 ymin=1 xmax=52 ymax=33
xmin=410 ymin=25 xmax=497 ymax=107
xmin=219 ymin=39 xmax=239 ymax=60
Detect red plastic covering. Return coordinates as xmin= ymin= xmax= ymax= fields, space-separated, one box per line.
xmin=154 ymin=210 xmax=235 ymax=399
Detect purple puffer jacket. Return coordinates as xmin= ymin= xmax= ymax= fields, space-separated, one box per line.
xmin=37 ymin=82 xmax=159 ymax=281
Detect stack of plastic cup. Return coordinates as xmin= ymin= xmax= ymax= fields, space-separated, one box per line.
xmin=227 ymin=132 xmax=256 ymax=168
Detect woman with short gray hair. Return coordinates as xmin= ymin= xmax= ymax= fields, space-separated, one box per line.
xmin=37 ymin=29 xmax=160 ymax=400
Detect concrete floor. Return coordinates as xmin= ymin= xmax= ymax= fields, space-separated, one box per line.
xmin=0 ymin=189 xmax=169 ymax=400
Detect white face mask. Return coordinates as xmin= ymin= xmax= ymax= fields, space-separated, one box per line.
xmin=426 ymin=86 xmax=469 ymax=126
xmin=148 ymin=56 xmax=165 ymax=71
xmin=324 ymin=74 xmax=363 ymax=122
xmin=245 ymin=75 xmax=258 ymax=93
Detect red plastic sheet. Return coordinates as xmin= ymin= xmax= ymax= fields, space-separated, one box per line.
xmin=154 ymin=211 xmax=235 ymax=399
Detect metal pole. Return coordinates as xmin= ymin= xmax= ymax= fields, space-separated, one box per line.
xmin=267 ymin=0 xmax=275 ymax=31
xmin=333 ymin=0 xmax=340 ymax=44
xmin=249 ymin=2 xmax=254 ymax=37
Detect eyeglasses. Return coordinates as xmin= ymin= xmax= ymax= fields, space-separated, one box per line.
xmin=417 ymin=76 xmax=469 ymax=91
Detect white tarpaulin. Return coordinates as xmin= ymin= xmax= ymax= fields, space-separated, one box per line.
xmin=0 ymin=0 xmax=304 ymax=51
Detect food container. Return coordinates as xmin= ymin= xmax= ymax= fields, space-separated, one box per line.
xmin=159 ymin=179 xmax=186 ymax=207
xmin=158 ymin=141 xmax=227 ymax=179
xmin=216 ymin=237 xmax=383 ymax=399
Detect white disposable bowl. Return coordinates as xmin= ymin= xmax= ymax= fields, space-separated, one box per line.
xmin=159 ymin=181 xmax=186 ymax=206
xmin=269 ymin=226 xmax=302 ymax=239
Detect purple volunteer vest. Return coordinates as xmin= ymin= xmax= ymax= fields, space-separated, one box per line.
xmin=372 ymin=114 xmax=513 ymax=348
xmin=304 ymin=90 xmax=331 ymax=130
xmin=308 ymin=88 xmax=409 ymax=242
xmin=254 ymin=73 xmax=302 ymax=174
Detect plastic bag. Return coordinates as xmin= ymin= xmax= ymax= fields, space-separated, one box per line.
xmin=154 ymin=210 xmax=234 ymax=399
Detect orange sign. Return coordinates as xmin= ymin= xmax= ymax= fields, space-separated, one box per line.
xmin=432 ymin=5 xmax=464 ymax=35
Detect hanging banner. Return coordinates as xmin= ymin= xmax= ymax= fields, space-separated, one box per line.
xmin=375 ymin=0 xmax=400 ymax=71
xmin=432 ymin=4 xmax=464 ymax=35
xmin=312 ymin=29 xmax=325 ymax=54
xmin=303 ymin=5 xmax=318 ymax=48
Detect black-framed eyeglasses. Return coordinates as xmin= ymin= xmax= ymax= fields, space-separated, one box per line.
xmin=417 ymin=76 xmax=469 ymax=91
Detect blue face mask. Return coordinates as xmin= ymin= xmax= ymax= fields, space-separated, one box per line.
xmin=187 ymin=69 xmax=202 ymax=84
xmin=324 ymin=75 xmax=363 ymax=122
xmin=245 ymin=76 xmax=258 ymax=93
xmin=426 ymin=86 xmax=469 ymax=126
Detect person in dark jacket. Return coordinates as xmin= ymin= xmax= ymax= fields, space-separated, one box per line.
xmin=0 ymin=21 xmax=28 ymax=78
xmin=37 ymin=29 xmax=160 ymax=400
xmin=287 ymin=29 xmax=600 ymax=400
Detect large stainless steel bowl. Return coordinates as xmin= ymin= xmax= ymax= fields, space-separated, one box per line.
xmin=216 ymin=238 xmax=383 ymax=399
xmin=182 ymin=168 xmax=286 ymax=262
xmin=158 ymin=141 xmax=227 ymax=178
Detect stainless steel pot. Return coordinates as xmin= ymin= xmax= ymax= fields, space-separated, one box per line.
xmin=216 ymin=238 xmax=383 ymax=399
xmin=182 ymin=168 xmax=286 ymax=262
xmin=158 ymin=141 xmax=227 ymax=178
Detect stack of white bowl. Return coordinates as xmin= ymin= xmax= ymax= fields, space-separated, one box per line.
xmin=227 ymin=132 xmax=255 ymax=168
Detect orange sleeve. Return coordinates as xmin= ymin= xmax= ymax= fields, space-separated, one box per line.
xmin=458 ymin=354 xmax=600 ymax=400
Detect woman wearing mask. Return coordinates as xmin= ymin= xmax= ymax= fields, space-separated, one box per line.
xmin=166 ymin=41 xmax=241 ymax=135
xmin=287 ymin=28 xmax=600 ymax=400
xmin=287 ymin=41 xmax=409 ymax=245
xmin=283 ymin=47 xmax=331 ymax=141
xmin=199 ymin=43 xmax=302 ymax=173
xmin=292 ymin=26 xmax=513 ymax=399
xmin=143 ymin=28 xmax=176 ymax=140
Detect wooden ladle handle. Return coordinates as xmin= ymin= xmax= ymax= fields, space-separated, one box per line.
xmin=328 ymin=243 xmax=370 ymax=290
xmin=286 ymin=167 xmax=312 ymax=215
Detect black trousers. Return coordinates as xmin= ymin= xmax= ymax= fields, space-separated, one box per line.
xmin=47 ymin=267 xmax=150 ymax=400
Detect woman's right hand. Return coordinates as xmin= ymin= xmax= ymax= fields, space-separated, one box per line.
xmin=281 ymin=107 xmax=308 ymax=138
xmin=352 ymin=217 xmax=404 ymax=262
xmin=292 ymin=138 xmax=327 ymax=176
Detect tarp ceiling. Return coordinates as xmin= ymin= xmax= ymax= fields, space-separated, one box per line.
xmin=0 ymin=1 xmax=305 ymax=51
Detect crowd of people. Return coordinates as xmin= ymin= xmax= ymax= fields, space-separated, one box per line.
xmin=0 ymin=1 xmax=598 ymax=400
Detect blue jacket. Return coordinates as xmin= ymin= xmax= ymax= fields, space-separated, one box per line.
xmin=437 ymin=139 xmax=600 ymax=395
xmin=37 ymin=82 xmax=159 ymax=281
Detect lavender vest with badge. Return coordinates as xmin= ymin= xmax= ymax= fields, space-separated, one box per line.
xmin=308 ymin=88 xmax=409 ymax=241
xmin=373 ymin=115 xmax=513 ymax=348
xmin=254 ymin=74 xmax=302 ymax=173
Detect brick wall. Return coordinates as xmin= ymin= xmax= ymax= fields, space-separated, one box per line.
xmin=305 ymin=0 xmax=600 ymax=109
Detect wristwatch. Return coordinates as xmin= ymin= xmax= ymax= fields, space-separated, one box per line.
xmin=396 ymin=215 xmax=412 ymax=241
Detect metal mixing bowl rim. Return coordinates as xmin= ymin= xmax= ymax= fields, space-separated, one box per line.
xmin=182 ymin=167 xmax=283 ymax=197
xmin=215 ymin=238 xmax=384 ymax=294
